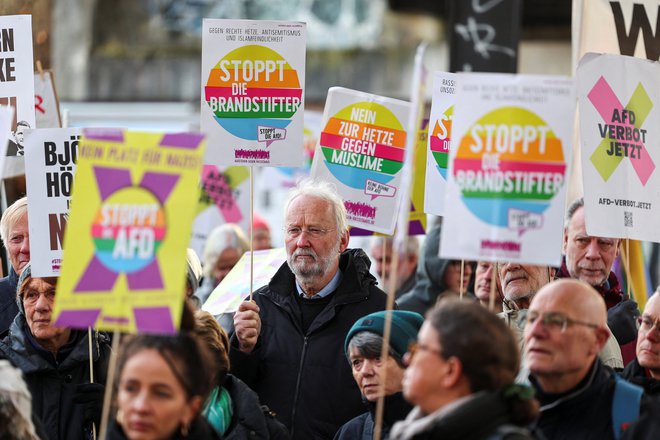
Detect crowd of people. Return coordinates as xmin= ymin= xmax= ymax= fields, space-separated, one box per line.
xmin=0 ymin=180 xmax=658 ymax=440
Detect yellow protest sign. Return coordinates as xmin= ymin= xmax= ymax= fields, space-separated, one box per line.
xmin=53 ymin=129 xmax=205 ymax=334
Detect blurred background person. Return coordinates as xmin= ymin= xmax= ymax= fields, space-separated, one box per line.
xmin=195 ymin=223 xmax=249 ymax=305
xmin=252 ymin=214 xmax=273 ymax=251
xmin=185 ymin=248 xmax=204 ymax=309
xmin=391 ymin=299 xmax=539 ymax=439
xmin=109 ymin=332 xmax=220 ymax=440
xmin=397 ymin=225 xmax=474 ymax=316
xmin=474 ymin=261 xmax=504 ymax=313
xmin=194 ymin=310 xmax=289 ymax=439
xmin=0 ymin=263 xmax=110 ymax=440
xmin=0 ymin=196 xmax=30 ymax=337
xmin=0 ymin=358 xmax=40 ymax=440
xmin=335 ymin=310 xmax=423 ymax=440
xmin=370 ymin=236 xmax=419 ymax=299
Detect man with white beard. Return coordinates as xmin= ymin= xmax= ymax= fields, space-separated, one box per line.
xmin=230 ymin=179 xmax=389 ymax=440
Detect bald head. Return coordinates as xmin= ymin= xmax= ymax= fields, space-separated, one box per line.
xmin=524 ymin=279 xmax=610 ymax=393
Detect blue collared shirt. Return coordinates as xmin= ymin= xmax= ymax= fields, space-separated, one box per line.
xmin=296 ymin=269 xmax=343 ymax=300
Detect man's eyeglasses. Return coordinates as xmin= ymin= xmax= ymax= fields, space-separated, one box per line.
xmin=407 ymin=342 xmax=443 ymax=360
xmin=285 ymin=226 xmax=335 ymax=239
xmin=637 ymin=316 xmax=660 ymax=333
xmin=524 ymin=310 xmax=599 ymax=333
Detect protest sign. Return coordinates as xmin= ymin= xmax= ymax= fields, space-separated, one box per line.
xmin=201 ymin=19 xmax=306 ymax=166
xmin=190 ymin=165 xmax=250 ymax=263
xmin=34 ymin=71 xmax=62 ymax=128
xmin=24 ymin=128 xmax=81 ymax=276
xmin=440 ymin=73 xmax=574 ymax=265
xmin=202 ymin=247 xmax=286 ymax=315
xmin=425 ymin=72 xmax=457 ymax=216
xmin=0 ymin=106 xmax=13 ymax=170
xmin=310 ymin=87 xmax=411 ymax=235
xmin=53 ymin=129 xmax=206 ymax=334
xmin=0 ymin=15 xmax=35 ymax=157
xmin=577 ymin=53 xmax=660 ymax=242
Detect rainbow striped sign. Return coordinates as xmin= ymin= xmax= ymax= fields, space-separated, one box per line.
xmin=310 ymin=87 xmax=410 ymax=235
xmin=440 ymin=73 xmax=574 ymax=266
xmin=53 ymin=130 xmax=206 ymax=334
xmin=201 ymin=19 xmax=306 ymax=167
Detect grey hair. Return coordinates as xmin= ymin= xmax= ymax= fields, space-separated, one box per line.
xmin=0 ymin=197 xmax=28 ymax=244
xmin=565 ymin=197 xmax=584 ymax=227
xmin=347 ymin=331 xmax=404 ymax=367
xmin=284 ymin=178 xmax=348 ymax=238
xmin=202 ymin=223 xmax=249 ymax=278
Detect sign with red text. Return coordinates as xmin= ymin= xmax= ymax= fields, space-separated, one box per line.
xmin=34 ymin=71 xmax=62 ymax=128
xmin=0 ymin=15 xmax=35 ymax=154
xmin=425 ymin=72 xmax=457 ymax=215
xmin=310 ymin=87 xmax=411 ymax=234
xmin=201 ymin=19 xmax=306 ymax=166
xmin=440 ymin=73 xmax=574 ymax=265
xmin=577 ymin=53 xmax=660 ymax=242
xmin=25 ymin=128 xmax=81 ymax=276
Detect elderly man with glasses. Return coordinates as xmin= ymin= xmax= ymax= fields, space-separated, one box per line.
xmin=622 ymin=289 xmax=660 ymax=395
xmin=230 ymin=179 xmax=389 ymax=440
xmin=524 ymin=279 xmax=645 ymax=440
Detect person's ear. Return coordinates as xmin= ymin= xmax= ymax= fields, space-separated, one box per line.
xmin=181 ymin=395 xmax=203 ymax=427
xmin=441 ymin=356 xmax=464 ymax=389
xmin=592 ymin=327 xmax=611 ymax=354
xmin=339 ymin=230 xmax=349 ymax=253
xmin=562 ymin=227 xmax=569 ymax=255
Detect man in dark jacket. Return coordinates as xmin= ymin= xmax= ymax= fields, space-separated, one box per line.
xmin=0 ymin=263 xmax=111 ymax=440
xmin=230 ymin=179 xmax=389 ymax=440
xmin=525 ymin=279 xmax=643 ymax=440
xmin=622 ymin=290 xmax=660 ymax=395
xmin=0 ymin=196 xmax=29 ymax=337
xmin=557 ymin=197 xmax=639 ymax=365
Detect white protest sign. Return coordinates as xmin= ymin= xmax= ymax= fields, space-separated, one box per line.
xmin=0 ymin=15 xmax=35 ymax=157
xmin=201 ymin=19 xmax=306 ymax=166
xmin=35 ymin=71 xmax=62 ymax=128
xmin=440 ymin=73 xmax=574 ymax=265
xmin=310 ymin=87 xmax=411 ymax=235
xmin=577 ymin=53 xmax=660 ymax=242
xmin=425 ymin=72 xmax=456 ymax=216
xmin=24 ymin=128 xmax=80 ymax=276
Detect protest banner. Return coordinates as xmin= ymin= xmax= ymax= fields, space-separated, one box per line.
xmin=0 ymin=15 xmax=35 ymax=157
xmin=201 ymin=19 xmax=306 ymax=167
xmin=202 ymin=247 xmax=286 ymax=316
xmin=190 ymin=165 xmax=250 ymax=263
xmin=577 ymin=53 xmax=660 ymax=242
xmin=34 ymin=71 xmax=62 ymax=128
xmin=439 ymin=73 xmax=574 ymax=266
xmin=53 ymin=129 xmax=206 ymax=334
xmin=310 ymin=87 xmax=411 ymax=235
xmin=425 ymin=72 xmax=457 ymax=216
xmin=24 ymin=128 xmax=81 ymax=277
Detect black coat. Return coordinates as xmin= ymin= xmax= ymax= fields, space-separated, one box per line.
xmin=0 ymin=315 xmax=111 ymax=440
xmin=222 ymin=374 xmax=289 ymax=440
xmin=334 ymin=393 xmax=412 ymax=440
xmin=532 ymin=360 xmax=622 ymax=440
xmin=621 ymin=358 xmax=660 ymax=396
xmin=107 ymin=416 xmax=222 ymax=440
xmin=229 ymin=249 xmax=389 ymax=440
xmin=0 ymin=268 xmax=19 ymax=338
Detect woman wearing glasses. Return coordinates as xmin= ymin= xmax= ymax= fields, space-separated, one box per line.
xmin=390 ymin=299 xmax=539 ymax=440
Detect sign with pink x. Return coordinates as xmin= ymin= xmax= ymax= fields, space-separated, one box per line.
xmin=578 ymin=53 xmax=660 ymax=242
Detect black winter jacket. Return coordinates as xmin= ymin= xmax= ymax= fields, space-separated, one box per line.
xmin=229 ymin=249 xmax=389 ymax=440
xmin=0 ymin=267 xmax=19 ymax=338
xmin=621 ymin=358 xmax=660 ymax=396
xmin=334 ymin=393 xmax=411 ymax=440
xmin=107 ymin=416 xmax=222 ymax=440
xmin=0 ymin=315 xmax=111 ymax=440
xmin=222 ymin=374 xmax=289 ymax=440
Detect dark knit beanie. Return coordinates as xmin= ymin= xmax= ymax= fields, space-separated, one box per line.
xmin=345 ymin=310 xmax=424 ymax=358
xmin=15 ymin=262 xmax=32 ymax=316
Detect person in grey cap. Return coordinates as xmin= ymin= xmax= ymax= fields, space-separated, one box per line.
xmin=0 ymin=263 xmax=111 ymax=440
xmin=335 ymin=310 xmax=423 ymax=440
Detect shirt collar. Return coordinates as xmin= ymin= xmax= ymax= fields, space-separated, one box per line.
xmin=296 ymin=269 xmax=342 ymax=299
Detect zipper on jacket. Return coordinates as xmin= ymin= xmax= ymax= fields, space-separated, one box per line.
xmin=290 ymin=335 xmax=309 ymax=438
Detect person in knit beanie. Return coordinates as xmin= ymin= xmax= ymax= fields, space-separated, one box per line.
xmin=335 ymin=310 xmax=423 ymax=440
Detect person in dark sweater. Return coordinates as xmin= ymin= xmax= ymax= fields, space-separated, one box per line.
xmin=230 ymin=179 xmax=389 ymax=440
xmin=622 ymin=290 xmax=660 ymax=395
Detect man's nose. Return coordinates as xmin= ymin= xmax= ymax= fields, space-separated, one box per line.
xmin=21 ymin=235 xmax=30 ymax=254
xmin=584 ymin=239 xmax=600 ymax=259
xmin=296 ymin=232 xmax=311 ymax=247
